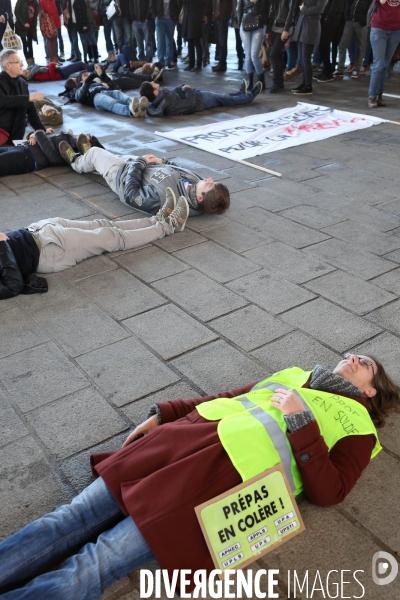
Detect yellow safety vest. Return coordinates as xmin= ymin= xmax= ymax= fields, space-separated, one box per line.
xmin=197 ymin=367 xmax=381 ymax=495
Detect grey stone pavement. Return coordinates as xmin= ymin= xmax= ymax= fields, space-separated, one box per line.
xmin=1 ymin=31 xmax=400 ymax=600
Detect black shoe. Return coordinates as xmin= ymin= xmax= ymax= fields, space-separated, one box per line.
xmin=191 ymin=66 xmax=201 ymax=72
xmin=257 ymin=72 xmax=265 ymax=90
xmin=291 ymin=83 xmax=305 ymax=92
xmin=212 ymin=64 xmax=227 ymax=72
xmin=294 ymin=85 xmax=313 ymax=95
xmin=251 ymin=81 xmax=262 ymax=99
xmin=183 ymin=65 xmax=192 ymax=71
xmin=313 ymin=73 xmax=334 ymax=82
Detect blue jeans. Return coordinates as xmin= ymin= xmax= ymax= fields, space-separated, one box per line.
xmin=103 ymin=15 xmax=115 ymax=53
xmin=112 ymin=16 xmax=132 ymax=52
xmin=201 ymin=90 xmax=254 ymax=110
xmin=133 ymin=20 xmax=153 ymax=61
xmin=240 ymin=26 xmax=267 ymax=74
xmin=93 ymin=90 xmax=132 ymax=116
xmin=156 ymin=16 xmax=175 ymax=66
xmin=369 ymin=27 xmax=400 ymax=97
xmin=0 ymin=478 xmax=154 ymax=600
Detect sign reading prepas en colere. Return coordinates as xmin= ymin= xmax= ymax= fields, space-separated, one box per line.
xmin=195 ymin=464 xmax=305 ymax=577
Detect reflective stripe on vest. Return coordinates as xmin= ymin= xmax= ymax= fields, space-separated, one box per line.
xmin=197 ymin=367 xmax=381 ymax=494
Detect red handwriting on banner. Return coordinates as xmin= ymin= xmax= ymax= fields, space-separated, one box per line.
xmin=284 ymin=117 xmax=366 ymax=135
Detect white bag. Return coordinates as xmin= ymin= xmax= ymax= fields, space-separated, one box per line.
xmin=1 ymin=22 xmax=23 ymax=51
xmin=106 ymin=0 xmax=121 ymax=21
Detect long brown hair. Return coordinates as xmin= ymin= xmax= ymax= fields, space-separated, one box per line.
xmin=368 ymin=356 xmax=400 ymax=427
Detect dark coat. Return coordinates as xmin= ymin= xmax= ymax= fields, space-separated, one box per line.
xmin=92 ymin=380 xmax=375 ymax=593
xmin=74 ymin=70 xmax=119 ymax=105
xmin=132 ymin=0 xmax=151 ymax=21
xmin=146 ymin=84 xmax=205 ymax=116
xmin=212 ymin=0 xmax=231 ymax=20
xmin=119 ymin=0 xmax=134 ymax=20
xmin=292 ymin=0 xmax=328 ymax=45
xmin=67 ymin=0 xmax=89 ymax=32
xmin=154 ymin=0 xmax=183 ymax=21
xmin=181 ymin=0 xmax=204 ymax=39
xmin=0 ymin=72 xmax=45 ymax=140
xmin=14 ymin=0 xmax=39 ymax=40
xmin=268 ymin=0 xmax=299 ymax=31
xmin=321 ymin=0 xmax=346 ymax=27
xmin=237 ymin=0 xmax=269 ymax=27
xmin=344 ymin=0 xmax=371 ymax=26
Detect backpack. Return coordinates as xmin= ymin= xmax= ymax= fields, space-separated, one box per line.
xmin=33 ymin=97 xmax=63 ymax=126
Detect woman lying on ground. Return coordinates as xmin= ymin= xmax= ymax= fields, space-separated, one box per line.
xmin=0 ymin=352 xmax=398 ymax=598
xmin=0 ymin=130 xmax=104 ymax=177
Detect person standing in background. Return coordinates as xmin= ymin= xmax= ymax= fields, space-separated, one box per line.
xmin=0 ymin=0 xmax=14 ymax=52
xmin=39 ymin=0 xmax=61 ymax=63
xmin=14 ymin=0 xmax=39 ymax=67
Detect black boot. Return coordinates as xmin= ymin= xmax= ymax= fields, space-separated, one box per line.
xmin=257 ymin=72 xmax=265 ymax=90
xmin=247 ymin=72 xmax=253 ymax=89
xmin=92 ymin=44 xmax=100 ymax=62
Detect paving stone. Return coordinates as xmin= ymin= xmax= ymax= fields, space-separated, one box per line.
xmin=304 ymin=271 xmax=396 ymax=314
xmin=121 ymin=382 xmax=200 ymax=428
xmin=372 ymin=268 xmax=400 ymax=295
xmin=0 ymin=437 xmax=72 ymax=538
xmin=153 ymin=229 xmax=206 ymax=252
xmin=84 ymin=192 xmax=136 ymax=218
xmin=352 ymin=332 xmax=400 ymax=387
xmin=278 ymin=204 xmax=347 ymax=229
xmin=304 ymin=238 xmax=396 ymax=279
xmin=185 ymin=213 xmax=231 ymax=233
xmin=171 ymin=340 xmax=267 ymax=394
xmin=0 ymin=306 xmax=50 ymax=359
xmin=76 ymin=337 xmax=180 ymax=406
xmin=123 ymin=304 xmax=217 ymax=359
xmin=209 ymin=305 xmax=293 ymax=351
xmin=0 ymin=342 xmax=89 ymax=412
xmin=281 ymin=298 xmax=382 ymax=353
xmin=251 ymin=330 xmax=342 ymax=372
xmin=26 ymin=387 xmax=127 ymax=459
xmin=31 ymin=299 xmax=129 ymax=357
xmin=383 ymin=247 xmax=400 ymax=263
xmin=60 ymin=432 xmax=130 ymax=493
xmin=152 ymin=269 xmax=248 ymax=321
xmin=365 ymin=300 xmax=400 ymax=337
xmin=173 ymin=241 xmax=260 ymax=283
xmin=62 ymin=255 xmax=118 ymax=282
xmin=0 ymin=172 xmax=43 ymax=189
xmin=114 ymin=246 xmax=190 ymax=283
xmin=341 ymin=452 xmax=400 ymax=553
xmin=333 ymin=203 xmax=400 ymax=232
xmin=0 ymin=389 xmax=29 ymax=447
xmin=75 ymin=268 xmax=166 ymax=320
xmin=260 ymin=501 xmax=399 ymax=600
xmin=46 ymin=171 xmax=97 ymax=189
xmin=227 ymin=269 xmax=316 ymax=314
xmin=322 ymin=220 xmax=400 ymax=256
xmin=243 ymin=241 xmax=336 ymax=283
xmin=229 ymin=207 xmax=330 ymax=248
xmin=202 ymin=221 xmax=273 ymax=252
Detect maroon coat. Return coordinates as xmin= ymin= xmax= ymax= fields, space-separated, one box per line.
xmin=91 ymin=380 xmax=376 ymax=591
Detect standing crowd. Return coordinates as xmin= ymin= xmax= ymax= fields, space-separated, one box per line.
xmin=0 ymin=0 xmax=399 ymax=108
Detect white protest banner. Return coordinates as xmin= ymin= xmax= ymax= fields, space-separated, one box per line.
xmin=156 ymin=103 xmax=387 ymax=160
xmin=195 ymin=464 xmax=305 ymax=577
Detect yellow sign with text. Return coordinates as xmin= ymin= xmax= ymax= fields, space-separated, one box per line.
xmin=195 ymin=464 xmax=305 ymax=576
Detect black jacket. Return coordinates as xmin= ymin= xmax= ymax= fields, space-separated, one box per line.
xmin=146 ymin=85 xmax=204 ymax=116
xmin=237 ymin=0 xmax=269 ymax=26
xmin=0 ymin=230 xmax=47 ymax=300
xmin=344 ymin=0 xmax=371 ymax=25
xmin=75 ymin=71 xmax=119 ymax=106
xmin=321 ymin=0 xmax=345 ymax=23
xmin=154 ymin=0 xmax=183 ymax=21
xmin=14 ymin=0 xmax=39 ymax=40
xmin=67 ymin=0 xmax=89 ymax=32
xmin=0 ymin=72 xmax=45 ymax=140
xmin=132 ymin=0 xmax=151 ymax=21
xmin=268 ymin=0 xmax=299 ymax=31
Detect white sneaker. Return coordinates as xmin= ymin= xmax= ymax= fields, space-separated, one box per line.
xmin=165 ymin=196 xmax=189 ymax=232
xmin=130 ymin=96 xmax=139 ymax=117
xmin=156 ymin=187 xmax=176 ymax=220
